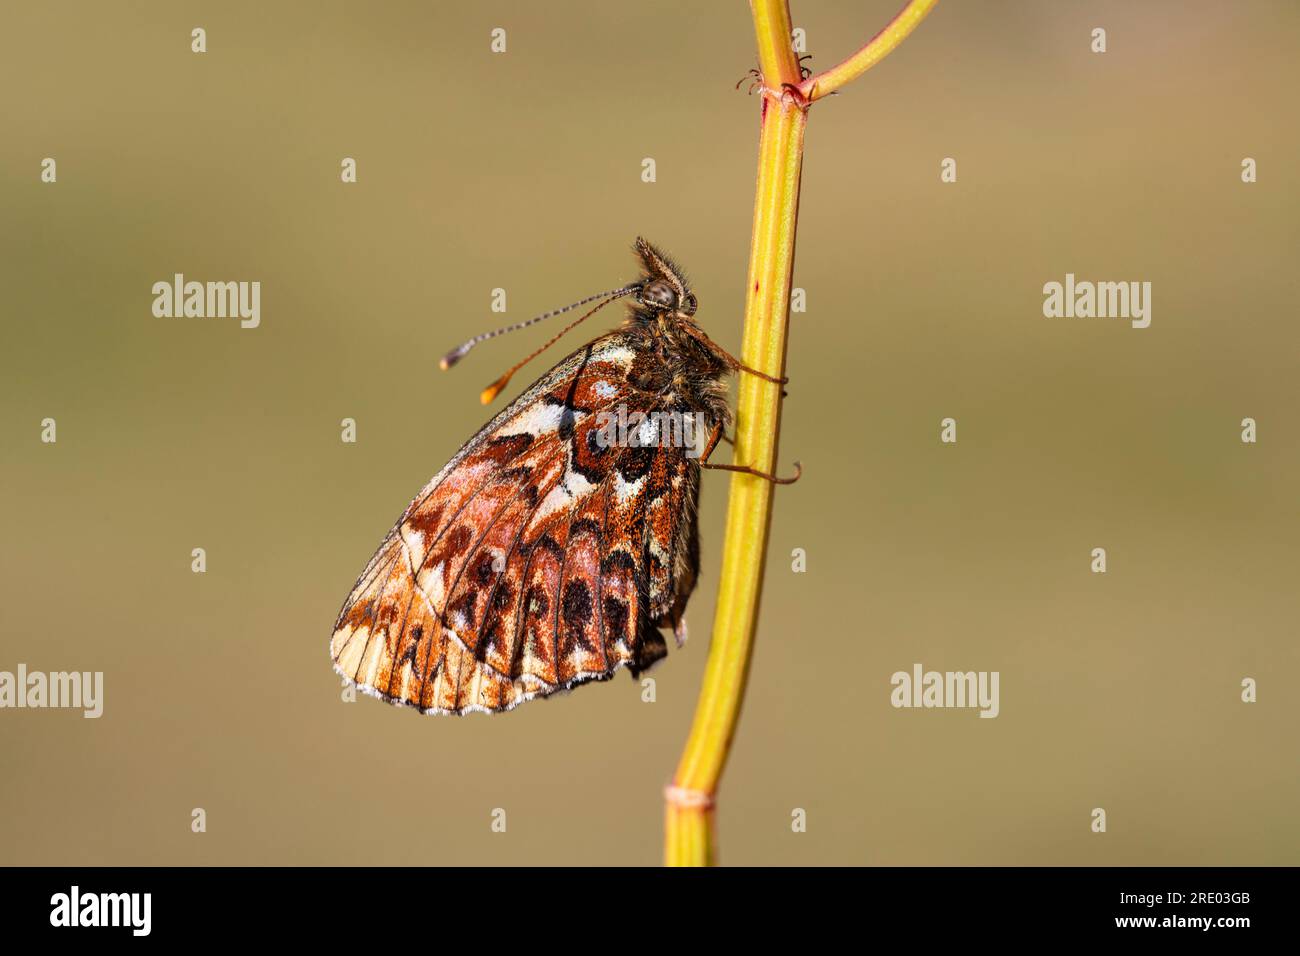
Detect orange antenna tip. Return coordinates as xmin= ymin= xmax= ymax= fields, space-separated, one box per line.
xmin=480 ymin=376 xmax=510 ymax=405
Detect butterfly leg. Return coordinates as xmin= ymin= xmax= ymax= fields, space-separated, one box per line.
xmin=711 ymin=340 xmax=787 ymax=385
xmin=699 ymin=424 xmax=802 ymax=485
xmin=732 ymin=358 xmax=788 ymax=386
xmin=680 ymin=324 xmax=790 ymax=386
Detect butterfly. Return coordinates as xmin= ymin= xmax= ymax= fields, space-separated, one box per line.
xmin=329 ymin=238 xmax=797 ymax=715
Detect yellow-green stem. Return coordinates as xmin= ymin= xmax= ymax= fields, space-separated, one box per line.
xmin=664 ymin=0 xmax=936 ymax=866
xmin=664 ymin=0 xmax=803 ymax=868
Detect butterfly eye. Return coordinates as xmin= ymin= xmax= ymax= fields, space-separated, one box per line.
xmin=639 ymin=279 xmax=678 ymax=310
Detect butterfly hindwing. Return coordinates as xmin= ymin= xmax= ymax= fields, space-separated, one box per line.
xmin=330 ymin=331 xmax=704 ymax=715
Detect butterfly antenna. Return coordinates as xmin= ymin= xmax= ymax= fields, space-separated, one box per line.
xmin=439 ymin=285 xmax=639 ymax=373
xmin=472 ymin=288 xmax=639 ymax=404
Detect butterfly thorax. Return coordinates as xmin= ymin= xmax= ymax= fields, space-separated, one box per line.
xmin=623 ymin=237 xmax=734 ymax=432
xmin=619 ymin=311 xmax=732 ymax=432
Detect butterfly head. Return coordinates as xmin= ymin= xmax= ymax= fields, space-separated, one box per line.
xmin=633 ymin=237 xmax=698 ymax=318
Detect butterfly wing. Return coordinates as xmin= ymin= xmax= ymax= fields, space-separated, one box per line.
xmin=330 ymin=330 xmax=704 ymax=715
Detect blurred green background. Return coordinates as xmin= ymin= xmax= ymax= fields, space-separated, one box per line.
xmin=1 ymin=1 xmax=1296 ymax=865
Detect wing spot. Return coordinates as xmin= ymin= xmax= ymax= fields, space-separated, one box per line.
xmin=603 ymin=596 xmax=629 ymax=643
xmin=562 ymin=580 xmax=594 ymax=652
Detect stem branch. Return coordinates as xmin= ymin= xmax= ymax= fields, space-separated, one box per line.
xmin=799 ymin=0 xmax=939 ymax=103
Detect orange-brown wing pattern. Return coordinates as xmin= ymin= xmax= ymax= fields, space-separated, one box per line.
xmin=330 ymin=332 xmax=703 ymax=715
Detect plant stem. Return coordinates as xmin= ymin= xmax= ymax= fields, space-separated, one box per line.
xmin=664 ymin=0 xmax=935 ymax=867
